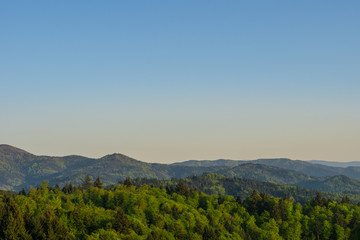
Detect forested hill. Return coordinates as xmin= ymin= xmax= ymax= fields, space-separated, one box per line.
xmin=0 ymin=145 xmax=222 ymax=191
xmin=130 ymin=173 xmax=346 ymax=204
xmin=216 ymin=163 xmax=315 ymax=185
xmin=174 ymin=158 xmax=360 ymax=179
xmin=1 ymin=179 xmax=360 ymax=240
xmin=309 ymin=160 xmax=360 ymax=168
xmin=215 ymin=164 xmax=360 ymax=194
xmin=2 ymin=144 xmax=360 ymax=196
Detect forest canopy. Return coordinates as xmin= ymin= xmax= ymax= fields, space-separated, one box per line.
xmin=1 ymin=177 xmax=360 ymax=240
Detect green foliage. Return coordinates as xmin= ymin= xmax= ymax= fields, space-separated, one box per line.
xmin=132 ymin=173 xmax=360 ymax=204
xmin=82 ymin=174 xmax=93 ymax=190
xmin=94 ymin=176 xmax=103 ymax=189
xmin=113 ymin=207 xmax=130 ymax=234
xmin=0 ymin=180 xmax=360 ymax=240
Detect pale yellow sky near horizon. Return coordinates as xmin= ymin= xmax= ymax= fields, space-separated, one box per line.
xmin=5 ymin=128 xmax=359 ymax=163
xmin=3 ymin=94 xmax=359 ymax=163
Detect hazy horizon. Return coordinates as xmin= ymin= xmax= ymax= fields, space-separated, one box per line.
xmin=1 ymin=143 xmax=357 ymax=164
xmin=1 ymin=1 xmax=359 ymax=163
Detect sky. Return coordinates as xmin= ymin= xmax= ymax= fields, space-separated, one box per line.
xmin=1 ymin=1 xmax=359 ymax=163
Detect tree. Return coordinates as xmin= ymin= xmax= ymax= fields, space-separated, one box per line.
xmin=113 ymin=207 xmax=130 ymax=234
xmin=313 ymin=192 xmax=325 ymax=207
xmin=94 ymin=176 xmax=103 ymax=189
xmin=341 ymin=196 xmax=351 ymax=204
xmin=0 ymin=193 xmax=30 ymax=239
xmin=245 ymin=190 xmax=262 ymax=215
xmin=123 ymin=178 xmax=132 ymax=187
xmin=203 ymin=226 xmax=218 ymax=240
xmin=40 ymin=207 xmax=70 ymax=239
xmin=175 ymin=179 xmax=190 ymax=197
xmin=19 ymin=188 xmax=27 ymax=196
xmin=54 ymin=184 xmax=60 ymax=193
xmin=82 ymin=174 xmax=93 ymax=190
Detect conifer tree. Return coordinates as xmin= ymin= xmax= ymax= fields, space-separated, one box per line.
xmin=94 ymin=176 xmax=103 ymax=189
xmin=54 ymin=183 xmax=60 ymax=193
xmin=82 ymin=174 xmax=93 ymax=190
xmin=175 ymin=179 xmax=190 ymax=197
xmin=19 ymin=188 xmax=27 ymax=196
xmin=123 ymin=178 xmax=132 ymax=187
xmin=113 ymin=207 xmax=130 ymax=234
xmin=0 ymin=194 xmax=30 ymax=239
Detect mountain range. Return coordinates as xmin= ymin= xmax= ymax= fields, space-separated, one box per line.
xmin=1 ymin=144 xmax=360 ymax=199
xmin=173 ymin=158 xmax=360 ymax=178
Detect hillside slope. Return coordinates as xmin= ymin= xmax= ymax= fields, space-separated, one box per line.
xmin=131 ymin=173 xmax=336 ymax=203
xmin=2 ymin=144 xmax=360 ymax=195
xmin=0 ymin=145 xmax=220 ymax=190
xmin=175 ymin=158 xmax=360 ymax=179
xmin=216 ymin=163 xmax=315 ymax=185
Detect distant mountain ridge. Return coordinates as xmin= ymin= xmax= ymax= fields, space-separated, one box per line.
xmin=0 ymin=144 xmax=222 ymax=191
xmin=309 ymin=160 xmax=360 ymax=168
xmin=2 ymin=144 xmax=360 ymax=195
xmin=173 ymin=158 xmax=360 ymax=178
xmin=216 ymin=163 xmax=315 ymax=185
xmin=131 ymin=173 xmax=358 ymax=204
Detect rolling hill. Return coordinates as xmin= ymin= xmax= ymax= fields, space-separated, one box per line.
xmin=216 ymin=163 xmax=315 ymax=185
xmin=0 ymin=144 xmax=222 ymax=190
xmin=2 ymin=144 xmax=360 ymax=196
xmin=130 ymin=173 xmax=360 ymax=204
xmin=174 ymin=158 xmax=360 ymax=179
xmin=309 ymin=160 xmax=360 ymax=168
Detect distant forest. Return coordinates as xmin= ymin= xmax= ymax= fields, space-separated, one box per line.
xmin=1 ymin=176 xmax=360 ymax=240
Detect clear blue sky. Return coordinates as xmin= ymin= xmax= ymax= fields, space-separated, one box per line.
xmin=1 ymin=1 xmax=359 ymax=162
